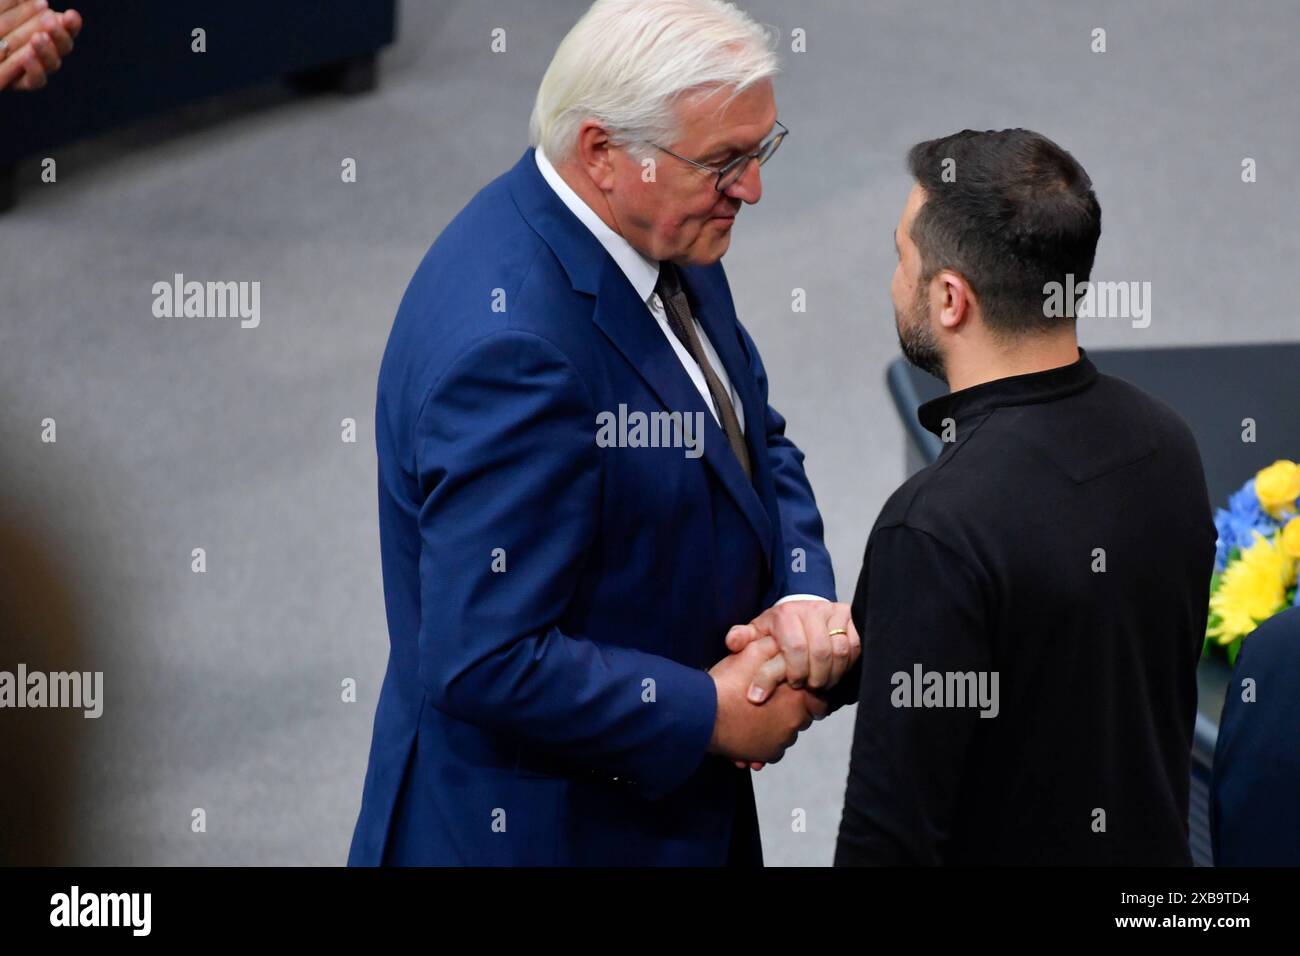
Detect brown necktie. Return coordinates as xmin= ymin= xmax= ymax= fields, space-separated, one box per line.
xmin=655 ymin=263 xmax=753 ymax=481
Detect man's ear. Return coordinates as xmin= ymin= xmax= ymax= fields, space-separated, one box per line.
xmin=935 ymin=270 xmax=974 ymax=331
xmin=575 ymin=120 xmax=617 ymax=192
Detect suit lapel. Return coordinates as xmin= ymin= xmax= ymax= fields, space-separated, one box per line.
xmin=591 ymin=260 xmax=774 ymax=571
xmin=678 ymin=268 xmax=780 ymax=568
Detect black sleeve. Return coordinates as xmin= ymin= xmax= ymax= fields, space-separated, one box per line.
xmin=823 ymin=654 xmax=862 ymax=712
xmin=834 ymin=524 xmax=991 ymax=866
xmin=819 ymin=550 xmax=871 ymax=713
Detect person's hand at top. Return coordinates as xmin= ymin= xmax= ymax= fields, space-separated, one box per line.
xmin=0 ymin=1 xmax=82 ymax=92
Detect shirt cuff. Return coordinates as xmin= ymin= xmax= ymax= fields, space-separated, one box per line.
xmin=776 ymin=594 xmax=831 ymax=605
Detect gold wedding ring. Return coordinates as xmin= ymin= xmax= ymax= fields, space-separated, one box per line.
xmin=827 ymin=627 xmax=848 ymax=638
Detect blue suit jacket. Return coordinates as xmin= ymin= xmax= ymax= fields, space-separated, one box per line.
xmin=346 ymin=148 xmax=835 ymax=866
xmin=1211 ymin=604 xmax=1300 ymax=865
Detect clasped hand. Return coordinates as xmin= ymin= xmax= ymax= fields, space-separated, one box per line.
xmin=707 ymin=600 xmax=860 ymax=771
xmin=0 ymin=1 xmax=82 ymax=92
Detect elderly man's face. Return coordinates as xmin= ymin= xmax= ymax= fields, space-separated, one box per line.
xmin=610 ymin=79 xmax=776 ymax=266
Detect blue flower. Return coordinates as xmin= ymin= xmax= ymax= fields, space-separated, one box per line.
xmin=1214 ymin=479 xmax=1282 ymax=571
xmin=1213 ymin=510 xmax=1233 ymax=571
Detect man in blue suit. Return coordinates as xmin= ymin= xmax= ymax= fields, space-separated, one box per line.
xmin=1212 ymin=604 xmax=1300 ymax=865
xmin=347 ymin=0 xmax=860 ymax=866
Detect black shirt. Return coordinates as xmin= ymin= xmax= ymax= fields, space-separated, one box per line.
xmin=833 ymin=348 xmax=1217 ymax=865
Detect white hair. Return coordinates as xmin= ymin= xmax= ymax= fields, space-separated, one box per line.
xmin=529 ymin=0 xmax=779 ymax=163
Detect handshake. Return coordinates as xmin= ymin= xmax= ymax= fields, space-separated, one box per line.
xmin=707 ymin=600 xmax=861 ymax=771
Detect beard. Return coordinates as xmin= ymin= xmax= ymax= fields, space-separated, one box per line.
xmin=895 ymin=283 xmax=947 ymax=383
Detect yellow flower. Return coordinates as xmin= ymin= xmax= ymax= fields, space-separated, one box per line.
xmin=1283 ymin=517 xmax=1300 ymax=560
xmin=1255 ymin=460 xmax=1300 ymax=518
xmin=1207 ymin=531 xmax=1291 ymax=644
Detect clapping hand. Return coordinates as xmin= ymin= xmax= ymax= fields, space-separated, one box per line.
xmin=0 ymin=1 xmax=82 ymax=92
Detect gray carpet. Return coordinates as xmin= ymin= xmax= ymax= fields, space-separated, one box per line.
xmin=1 ymin=0 xmax=1296 ymax=865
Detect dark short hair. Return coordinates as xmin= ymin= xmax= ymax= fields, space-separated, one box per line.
xmin=906 ymin=128 xmax=1101 ymax=335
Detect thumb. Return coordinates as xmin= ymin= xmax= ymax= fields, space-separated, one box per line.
xmin=805 ymin=689 xmax=831 ymax=721
xmin=63 ymin=10 xmax=84 ymax=39
xmin=742 ymin=634 xmax=779 ymax=662
xmin=725 ymin=623 xmax=758 ymax=653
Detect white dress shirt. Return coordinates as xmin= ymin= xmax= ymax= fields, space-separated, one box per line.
xmin=533 ymin=147 xmax=827 ymax=607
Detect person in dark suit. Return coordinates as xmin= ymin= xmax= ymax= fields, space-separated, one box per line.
xmin=346 ymin=0 xmax=859 ymax=867
xmin=1212 ymin=605 xmax=1300 ymax=865
xmin=824 ymin=129 xmax=1216 ymax=864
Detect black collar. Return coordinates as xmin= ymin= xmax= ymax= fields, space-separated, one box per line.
xmin=918 ymin=347 xmax=1099 ymax=437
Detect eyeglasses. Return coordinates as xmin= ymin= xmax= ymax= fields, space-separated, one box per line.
xmin=642 ymin=120 xmax=788 ymax=192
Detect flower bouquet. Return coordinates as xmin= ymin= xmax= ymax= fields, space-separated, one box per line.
xmin=1205 ymin=460 xmax=1300 ymax=664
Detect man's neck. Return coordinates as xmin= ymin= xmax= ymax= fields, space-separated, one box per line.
xmin=551 ymin=156 xmax=625 ymax=237
xmin=945 ymin=332 xmax=1081 ymax=393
